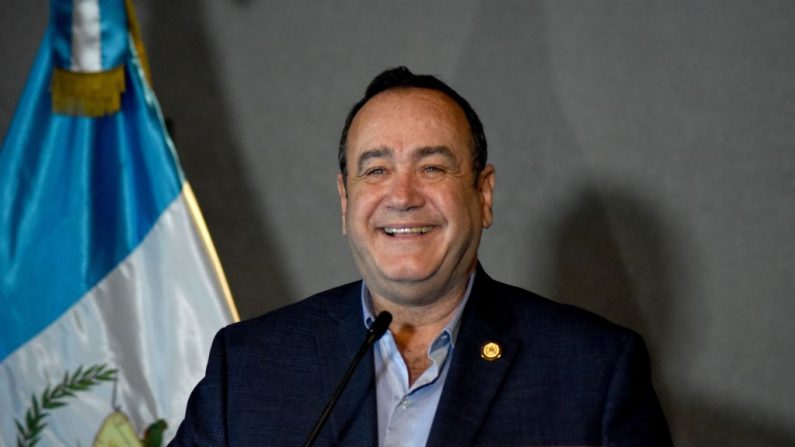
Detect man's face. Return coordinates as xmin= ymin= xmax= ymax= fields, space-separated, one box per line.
xmin=337 ymin=88 xmax=495 ymax=307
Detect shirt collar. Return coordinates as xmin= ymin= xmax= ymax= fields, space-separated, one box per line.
xmin=360 ymin=272 xmax=475 ymax=348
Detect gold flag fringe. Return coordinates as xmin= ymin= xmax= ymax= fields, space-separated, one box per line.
xmin=51 ymin=65 xmax=126 ymax=117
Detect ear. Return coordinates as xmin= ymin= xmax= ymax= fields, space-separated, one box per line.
xmin=336 ymin=173 xmax=348 ymax=235
xmin=477 ymin=164 xmax=496 ymax=228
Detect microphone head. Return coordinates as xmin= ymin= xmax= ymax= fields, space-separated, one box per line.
xmin=369 ymin=311 xmax=393 ymax=340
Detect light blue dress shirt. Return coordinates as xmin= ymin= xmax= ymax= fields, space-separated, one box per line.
xmin=361 ymin=275 xmax=474 ymax=447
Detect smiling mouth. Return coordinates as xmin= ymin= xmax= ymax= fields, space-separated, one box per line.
xmin=382 ymin=226 xmax=434 ymax=236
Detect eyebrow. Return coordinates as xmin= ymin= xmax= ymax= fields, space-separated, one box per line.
xmin=413 ymin=146 xmax=454 ymax=162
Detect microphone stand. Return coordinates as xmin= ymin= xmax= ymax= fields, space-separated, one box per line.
xmin=301 ymin=311 xmax=392 ymax=447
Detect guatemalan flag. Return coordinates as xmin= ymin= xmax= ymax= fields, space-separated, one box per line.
xmin=0 ymin=0 xmax=238 ymax=445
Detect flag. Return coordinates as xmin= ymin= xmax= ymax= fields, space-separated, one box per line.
xmin=0 ymin=0 xmax=238 ymax=445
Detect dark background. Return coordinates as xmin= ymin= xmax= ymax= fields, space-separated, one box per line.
xmin=2 ymin=1 xmax=794 ymax=445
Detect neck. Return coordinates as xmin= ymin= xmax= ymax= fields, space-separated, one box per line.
xmin=370 ymin=276 xmax=467 ymax=327
xmin=370 ymin=278 xmax=469 ymax=385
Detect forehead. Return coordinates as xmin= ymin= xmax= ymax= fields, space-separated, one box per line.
xmin=346 ymin=88 xmax=473 ymax=156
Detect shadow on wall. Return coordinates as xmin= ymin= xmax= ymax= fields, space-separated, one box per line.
xmin=548 ymin=186 xmax=795 ymax=447
xmin=146 ymin=0 xmax=294 ymax=319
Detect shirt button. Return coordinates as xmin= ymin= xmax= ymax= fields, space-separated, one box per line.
xmin=400 ymin=397 xmax=409 ymax=409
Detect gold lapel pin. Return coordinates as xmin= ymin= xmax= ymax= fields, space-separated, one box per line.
xmin=481 ymin=341 xmax=502 ymax=361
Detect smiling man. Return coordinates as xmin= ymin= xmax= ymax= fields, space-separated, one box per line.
xmin=171 ymin=67 xmax=673 ymax=446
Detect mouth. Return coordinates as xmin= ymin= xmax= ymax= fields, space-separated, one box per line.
xmin=382 ymin=226 xmax=435 ymax=236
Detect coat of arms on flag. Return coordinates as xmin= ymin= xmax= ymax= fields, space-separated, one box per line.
xmin=0 ymin=0 xmax=238 ymax=444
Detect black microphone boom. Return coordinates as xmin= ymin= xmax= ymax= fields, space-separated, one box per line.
xmin=302 ymin=311 xmax=392 ymax=447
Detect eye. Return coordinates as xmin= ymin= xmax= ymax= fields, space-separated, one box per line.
xmin=422 ymin=165 xmax=446 ymax=174
xmin=363 ymin=167 xmax=387 ymax=176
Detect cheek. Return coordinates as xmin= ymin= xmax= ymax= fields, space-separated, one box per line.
xmin=439 ymin=188 xmax=479 ymax=220
xmin=346 ymin=191 xmax=378 ymax=226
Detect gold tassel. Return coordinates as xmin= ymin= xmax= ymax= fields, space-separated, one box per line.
xmin=51 ymin=65 xmax=126 ymax=117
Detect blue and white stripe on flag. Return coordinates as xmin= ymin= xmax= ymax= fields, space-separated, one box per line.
xmin=0 ymin=0 xmax=238 ymax=444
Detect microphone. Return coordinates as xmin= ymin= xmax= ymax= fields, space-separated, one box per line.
xmin=302 ymin=311 xmax=392 ymax=447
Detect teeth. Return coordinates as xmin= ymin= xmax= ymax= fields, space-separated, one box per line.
xmin=383 ymin=226 xmax=433 ymax=235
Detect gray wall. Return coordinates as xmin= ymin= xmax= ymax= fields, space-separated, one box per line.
xmin=2 ymin=1 xmax=794 ymax=445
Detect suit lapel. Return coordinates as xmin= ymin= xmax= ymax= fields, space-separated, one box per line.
xmin=316 ymin=283 xmax=378 ymax=446
xmin=426 ymin=268 xmax=519 ymax=447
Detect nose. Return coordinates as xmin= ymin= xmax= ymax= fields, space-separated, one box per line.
xmin=385 ymin=171 xmax=424 ymax=212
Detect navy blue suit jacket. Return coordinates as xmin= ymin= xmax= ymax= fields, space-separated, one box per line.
xmin=171 ymin=267 xmax=673 ymax=446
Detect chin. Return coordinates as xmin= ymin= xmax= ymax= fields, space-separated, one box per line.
xmin=381 ymin=266 xmax=435 ymax=284
xmin=375 ymin=256 xmax=440 ymax=282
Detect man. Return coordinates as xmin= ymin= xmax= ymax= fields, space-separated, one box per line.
xmin=171 ymin=67 xmax=673 ymax=446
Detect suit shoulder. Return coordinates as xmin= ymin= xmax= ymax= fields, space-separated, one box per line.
xmin=483 ymin=278 xmax=639 ymax=343
xmin=219 ymin=280 xmax=361 ymax=343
